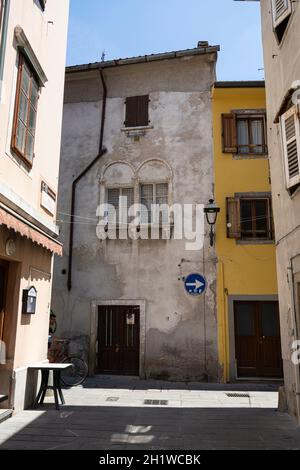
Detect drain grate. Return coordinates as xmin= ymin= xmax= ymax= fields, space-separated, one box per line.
xmin=226 ymin=393 xmax=250 ymax=398
xmin=106 ymin=397 xmax=119 ymax=402
xmin=144 ymin=399 xmax=168 ymax=406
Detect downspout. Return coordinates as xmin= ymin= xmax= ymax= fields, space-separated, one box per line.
xmin=0 ymin=0 xmax=10 ymax=101
xmin=67 ymin=68 xmax=107 ymax=291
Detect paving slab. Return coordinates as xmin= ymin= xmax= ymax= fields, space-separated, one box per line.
xmin=0 ymin=376 xmax=299 ymax=450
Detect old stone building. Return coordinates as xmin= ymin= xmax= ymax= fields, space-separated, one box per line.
xmin=52 ymin=42 xmax=221 ymax=381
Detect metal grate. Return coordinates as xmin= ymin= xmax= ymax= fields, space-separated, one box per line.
xmin=226 ymin=393 xmax=250 ymax=398
xmin=106 ymin=397 xmax=119 ymax=402
xmin=144 ymin=399 xmax=168 ymax=406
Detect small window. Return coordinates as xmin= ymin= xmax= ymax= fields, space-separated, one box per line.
xmin=222 ymin=112 xmax=267 ymax=156
xmin=236 ymin=116 xmax=266 ymax=155
xmin=11 ymin=54 xmax=39 ymax=166
xmin=107 ymin=187 xmax=134 ymax=225
xmin=272 ymin=0 xmax=292 ymax=43
xmin=140 ymin=183 xmax=169 ymax=224
xmin=281 ymin=105 xmax=300 ymax=191
xmin=125 ymin=95 xmax=149 ymax=128
xmin=227 ymin=197 xmax=273 ymax=241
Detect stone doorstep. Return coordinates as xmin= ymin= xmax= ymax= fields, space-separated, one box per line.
xmin=0 ymin=409 xmax=13 ymax=424
xmin=0 ymin=394 xmax=8 ymax=403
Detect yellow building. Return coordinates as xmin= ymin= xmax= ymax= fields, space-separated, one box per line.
xmin=212 ymin=82 xmax=281 ymax=383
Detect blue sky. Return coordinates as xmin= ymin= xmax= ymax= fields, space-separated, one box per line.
xmin=67 ymin=0 xmax=264 ymax=81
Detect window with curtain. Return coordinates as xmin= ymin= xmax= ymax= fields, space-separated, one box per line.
xmin=236 ymin=116 xmax=266 ymax=155
xmin=107 ymin=187 xmax=134 ymax=224
xmin=140 ymin=183 xmax=169 ymax=224
xmin=11 ymin=54 xmax=39 ymax=166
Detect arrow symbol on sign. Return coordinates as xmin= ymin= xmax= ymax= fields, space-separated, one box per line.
xmin=186 ymin=280 xmax=204 ymax=291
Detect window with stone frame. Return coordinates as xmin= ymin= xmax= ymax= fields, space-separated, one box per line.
xmin=124 ymin=95 xmax=150 ymax=128
xmin=11 ymin=54 xmax=39 ymax=166
xmin=107 ymin=187 xmax=134 ymax=225
xmin=222 ymin=111 xmax=268 ymax=156
xmin=227 ymin=196 xmax=274 ymax=242
xmin=140 ymin=183 xmax=169 ymax=225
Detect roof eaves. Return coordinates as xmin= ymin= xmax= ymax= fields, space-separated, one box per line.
xmin=65 ymin=45 xmax=220 ymax=74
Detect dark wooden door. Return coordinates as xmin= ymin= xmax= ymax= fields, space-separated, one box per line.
xmin=97 ymin=306 xmax=140 ymax=376
xmin=0 ymin=261 xmax=8 ymax=341
xmin=234 ymin=301 xmax=283 ymax=378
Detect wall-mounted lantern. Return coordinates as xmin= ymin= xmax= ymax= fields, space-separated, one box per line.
xmin=22 ymin=286 xmax=37 ymax=315
xmin=204 ymin=199 xmax=220 ymax=247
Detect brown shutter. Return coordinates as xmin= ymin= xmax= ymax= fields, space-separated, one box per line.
xmin=222 ymin=114 xmax=237 ymax=153
xmin=125 ymin=96 xmax=138 ymax=128
xmin=137 ymin=95 xmax=149 ymax=126
xmin=226 ymin=197 xmax=241 ymax=239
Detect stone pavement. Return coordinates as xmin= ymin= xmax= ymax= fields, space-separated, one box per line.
xmin=0 ymin=376 xmax=300 ymax=450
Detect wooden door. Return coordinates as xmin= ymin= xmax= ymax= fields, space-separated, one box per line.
xmin=234 ymin=301 xmax=283 ymax=378
xmin=258 ymin=302 xmax=282 ymax=378
xmin=97 ymin=306 xmax=140 ymax=376
xmin=0 ymin=261 xmax=8 ymax=342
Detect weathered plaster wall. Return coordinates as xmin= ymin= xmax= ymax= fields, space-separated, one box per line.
xmin=260 ymin=0 xmax=300 ymax=421
xmin=53 ymin=54 xmax=219 ymax=381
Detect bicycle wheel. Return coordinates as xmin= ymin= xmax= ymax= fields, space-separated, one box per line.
xmin=61 ymin=357 xmax=88 ymax=387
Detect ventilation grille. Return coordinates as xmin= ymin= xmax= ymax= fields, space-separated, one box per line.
xmin=226 ymin=393 xmax=250 ymax=398
xmin=144 ymin=399 xmax=168 ymax=406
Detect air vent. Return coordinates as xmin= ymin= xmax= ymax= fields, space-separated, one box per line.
xmin=226 ymin=393 xmax=250 ymax=398
xmin=144 ymin=400 xmax=168 ymax=406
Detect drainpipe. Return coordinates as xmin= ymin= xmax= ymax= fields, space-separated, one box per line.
xmin=0 ymin=0 xmax=10 ymax=101
xmin=67 ymin=68 xmax=107 ymax=291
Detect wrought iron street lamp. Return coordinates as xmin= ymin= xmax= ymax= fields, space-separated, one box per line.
xmin=204 ymin=199 xmax=220 ymax=247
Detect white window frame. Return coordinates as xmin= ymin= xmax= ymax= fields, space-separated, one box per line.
xmin=272 ymin=0 xmax=292 ymax=29
xmin=281 ymin=105 xmax=300 ymax=189
xmin=106 ymin=186 xmax=134 ymax=226
xmin=139 ymin=182 xmax=170 ymax=227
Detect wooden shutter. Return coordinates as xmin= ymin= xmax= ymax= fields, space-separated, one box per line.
xmin=125 ymin=96 xmax=138 ymax=128
xmin=125 ymin=95 xmax=149 ymax=127
xmin=281 ymin=106 xmax=300 ymax=189
xmin=137 ymin=95 xmax=149 ymax=127
xmin=226 ymin=197 xmax=241 ymax=239
xmin=272 ymin=0 xmax=292 ymax=28
xmin=222 ymin=114 xmax=237 ymax=153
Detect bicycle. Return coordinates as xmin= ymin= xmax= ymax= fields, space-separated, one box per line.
xmin=48 ymin=338 xmax=88 ymax=387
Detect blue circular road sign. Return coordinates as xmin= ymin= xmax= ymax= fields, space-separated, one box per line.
xmin=184 ymin=273 xmax=207 ymax=296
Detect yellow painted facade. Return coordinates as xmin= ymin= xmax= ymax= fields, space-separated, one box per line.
xmin=212 ymin=85 xmax=278 ymax=382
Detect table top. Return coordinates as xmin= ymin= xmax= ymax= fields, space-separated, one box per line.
xmin=28 ymin=363 xmax=73 ymax=370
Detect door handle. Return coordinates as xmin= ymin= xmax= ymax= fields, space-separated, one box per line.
xmin=115 ymin=344 xmax=120 ymax=353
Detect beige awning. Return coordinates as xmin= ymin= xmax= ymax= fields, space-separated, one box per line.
xmin=0 ymin=207 xmax=62 ymax=256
